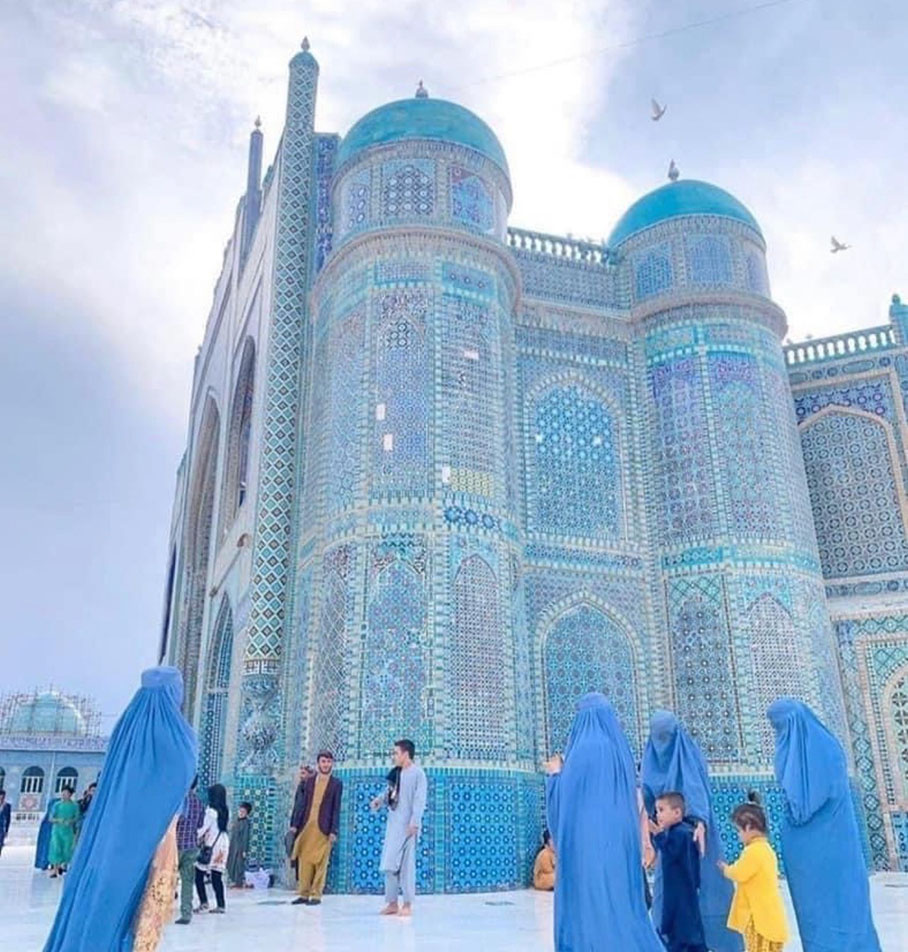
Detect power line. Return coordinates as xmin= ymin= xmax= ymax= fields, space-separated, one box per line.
xmin=446 ymin=0 xmax=807 ymax=92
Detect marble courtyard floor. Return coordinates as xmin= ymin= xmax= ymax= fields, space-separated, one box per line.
xmin=3 ymin=846 xmax=906 ymax=951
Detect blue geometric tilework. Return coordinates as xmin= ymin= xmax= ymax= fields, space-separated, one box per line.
xmin=686 ymin=234 xmax=732 ymax=285
xmin=381 ymin=159 xmax=435 ymax=220
xmin=173 ymin=48 xmax=907 ymax=888
xmin=309 ymin=545 xmax=355 ymax=761
xmin=634 ymin=244 xmax=673 ymax=300
xmin=709 ymin=353 xmax=780 ymax=538
xmin=450 ymin=555 xmax=508 ymax=759
xmin=794 ymin=379 xmax=895 ymax=423
xmin=744 ymin=594 xmax=806 ymax=759
xmin=325 ymin=768 xmax=543 ymax=895
xmin=668 ymin=576 xmax=740 ymax=760
xmin=450 ymin=165 xmax=495 ymax=234
xmin=372 ymin=290 xmax=431 ymax=497
xmin=650 ymin=357 xmax=716 ymax=542
xmin=800 ymin=412 xmax=908 ymax=578
xmin=314 ymin=135 xmax=337 ymax=271
xmin=361 ymin=554 xmax=430 ymax=757
xmin=543 ymin=604 xmax=638 ymax=754
xmin=200 ymin=598 xmax=234 ymax=787
xmin=529 ymin=385 xmax=621 ymax=540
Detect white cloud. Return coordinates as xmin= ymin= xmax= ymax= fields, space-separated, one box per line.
xmin=3 ymin=0 xmax=904 ymax=432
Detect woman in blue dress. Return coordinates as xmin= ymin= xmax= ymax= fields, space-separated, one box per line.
xmin=642 ymin=710 xmax=742 ymax=951
xmin=767 ymin=698 xmax=881 ymax=952
xmin=35 ymin=796 xmax=59 ymax=870
xmin=545 ymin=693 xmax=663 ymax=951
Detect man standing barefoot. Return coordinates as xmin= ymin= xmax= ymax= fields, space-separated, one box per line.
xmin=371 ymin=739 xmax=427 ymax=918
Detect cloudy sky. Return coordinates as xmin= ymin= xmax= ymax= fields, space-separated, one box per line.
xmin=1 ymin=0 xmax=905 ymax=727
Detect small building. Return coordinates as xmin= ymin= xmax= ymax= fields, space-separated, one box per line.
xmin=0 ymin=690 xmax=107 ymax=821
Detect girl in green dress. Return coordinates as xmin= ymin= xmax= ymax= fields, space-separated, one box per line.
xmin=48 ymin=786 xmax=79 ymax=877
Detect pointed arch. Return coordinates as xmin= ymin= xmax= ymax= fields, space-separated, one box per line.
xmin=541 ymin=599 xmax=639 ymax=755
xmin=199 ymin=596 xmax=234 ymax=786
xmin=220 ymin=338 xmax=256 ymax=532
xmin=360 ymin=560 xmax=429 ymax=756
xmin=179 ymin=396 xmax=221 ymax=716
xmin=450 ymin=554 xmax=508 ymax=758
xmin=745 ymin=593 xmax=806 ymax=759
xmin=883 ymin=664 xmax=908 ymax=802
xmin=799 ymin=406 xmax=908 ymax=578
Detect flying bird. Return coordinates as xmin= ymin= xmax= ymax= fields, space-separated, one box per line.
xmin=651 ymin=98 xmax=667 ymax=121
xmin=830 ymin=236 xmax=850 ymax=253
xmin=668 ymin=159 xmax=679 ymax=182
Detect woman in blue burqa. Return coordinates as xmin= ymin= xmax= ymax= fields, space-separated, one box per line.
xmin=545 ymin=692 xmax=663 ymax=952
xmin=35 ymin=795 xmax=60 ymax=871
xmin=44 ymin=667 xmax=197 ymax=952
xmin=767 ymin=698 xmax=881 ymax=952
xmin=641 ymin=710 xmax=741 ymax=952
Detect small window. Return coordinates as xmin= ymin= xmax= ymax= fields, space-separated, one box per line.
xmin=21 ymin=766 xmax=45 ymax=795
xmin=55 ymin=767 xmax=78 ymax=794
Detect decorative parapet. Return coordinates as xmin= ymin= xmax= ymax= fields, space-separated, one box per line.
xmin=0 ymin=733 xmax=108 ymax=752
xmin=506 ymin=227 xmax=609 ymax=265
xmin=784 ymin=324 xmax=897 ymax=366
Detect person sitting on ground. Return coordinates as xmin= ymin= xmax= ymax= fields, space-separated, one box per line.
xmin=227 ymin=801 xmax=253 ymax=889
xmin=650 ymin=792 xmax=708 ymax=952
xmin=533 ymin=829 xmax=556 ymax=891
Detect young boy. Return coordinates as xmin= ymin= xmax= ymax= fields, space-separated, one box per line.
xmin=227 ymin=801 xmax=253 ymax=888
xmin=650 ymin=792 xmax=708 ymax=952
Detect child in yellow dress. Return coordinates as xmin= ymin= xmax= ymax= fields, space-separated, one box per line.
xmin=719 ymin=795 xmax=788 ymax=952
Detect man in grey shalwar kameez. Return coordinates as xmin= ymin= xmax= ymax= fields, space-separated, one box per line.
xmin=371 ymin=739 xmax=427 ymax=917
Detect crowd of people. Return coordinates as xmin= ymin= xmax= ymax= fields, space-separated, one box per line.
xmin=18 ymin=664 xmax=882 ymax=951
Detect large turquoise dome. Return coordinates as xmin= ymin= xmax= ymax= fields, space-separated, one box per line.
xmin=608 ymin=179 xmax=761 ymax=247
xmin=336 ymin=97 xmax=509 ymax=175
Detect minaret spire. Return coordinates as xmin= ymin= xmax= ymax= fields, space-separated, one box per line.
xmin=240 ymin=116 xmax=264 ymax=263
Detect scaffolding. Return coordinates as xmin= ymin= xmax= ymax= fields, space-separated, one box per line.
xmin=0 ymin=688 xmax=103 ymax=738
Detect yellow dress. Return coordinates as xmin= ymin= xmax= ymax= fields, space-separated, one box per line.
xmin=132 ymin=818 xmax=178 ymax=952
xmin=722 ymin=837 xmax=788 ymax=950
xmin=292 ymin=775 xmax=333 ymax=898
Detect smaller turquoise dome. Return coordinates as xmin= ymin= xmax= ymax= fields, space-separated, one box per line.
xmin=608 ymin=180 xmax=761 ymax=247
xmin=7 ymin=692 xmax=87 ymax=736
xmin=337 ymin=97 xmax=509 ymax=175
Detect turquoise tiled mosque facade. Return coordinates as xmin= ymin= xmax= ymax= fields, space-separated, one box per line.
xmin=162 ymin=44 xmax=908 ymax=889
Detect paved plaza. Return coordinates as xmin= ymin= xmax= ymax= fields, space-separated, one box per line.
xmin=3 ymin=846 xmax=906 ymax=951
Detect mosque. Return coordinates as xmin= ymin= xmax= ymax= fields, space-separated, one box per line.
xmin=161 ymin=40 xmax=908 ymax=890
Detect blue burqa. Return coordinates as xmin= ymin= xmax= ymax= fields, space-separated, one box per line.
xmin=35 ymin=797 xmax=59 ymax=870
xmin=768 ymin=698 xmax=881 ymax=952
xmin=44 ymin=667 xmax=197 ymax=952
xmin=641 ymin=710 xmax=742 ymax=952
xmin=546 ymin=693 xmax=663 ymax=952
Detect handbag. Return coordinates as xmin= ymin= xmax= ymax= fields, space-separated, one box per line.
xmin=198 ymin=831 xmax=221 ymax=866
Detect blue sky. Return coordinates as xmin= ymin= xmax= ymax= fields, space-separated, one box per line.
xmin=1 ymin=0 xmax=905 ymax=728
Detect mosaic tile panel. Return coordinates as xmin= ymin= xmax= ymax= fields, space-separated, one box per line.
xmin=543 ymin=604 xmax=639 ymax=754
xmin=800 ymin=412 xmax=908 ymax=578
xmin=200 ymin=599 xmax=234 ymax=787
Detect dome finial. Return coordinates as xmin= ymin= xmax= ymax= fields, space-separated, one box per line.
xmin=301 ymin=36 xmax=310 ymax=52
xmin=415 ymin=80 xmax=429 ymax=99
xmin=668 ymin=159 xmax=680 ymax=182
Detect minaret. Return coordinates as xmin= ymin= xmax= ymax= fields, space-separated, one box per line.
xmin=240 ymin=117 xmax=263 ymax=262
xmin=234 ymin=37 xmax=319 ymax=865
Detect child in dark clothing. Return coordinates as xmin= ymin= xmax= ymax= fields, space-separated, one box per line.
xmin=650 ymin=792 xmax=708 ymax=952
